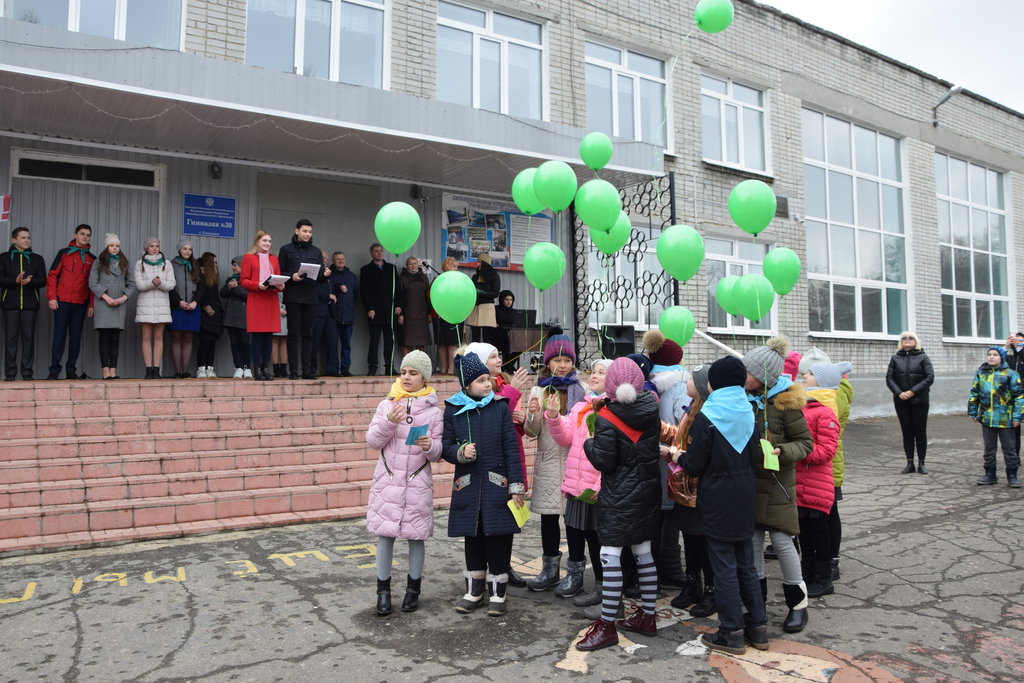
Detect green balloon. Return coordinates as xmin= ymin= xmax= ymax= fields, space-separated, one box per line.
xmin=523 ymin=242 xmax=566 ymax=291
xmin=694 ymin=0 xmax=735 ymax=34
xmin=590 ymin=212 xmax=631 ymax=255
xmin=374 ymin=201 xmax=421 ymax=255
xmin=656 ymin=224 xmax=705 ymax=282
xmin=728 ymin=179 xmax=777 ymax=236
xmin=429 ymin=270 xmax=476 ymax=324
xmin=533 ymin=160 xmax=578 ymax=212
xmin=659 ymin=306 xmax=696 ymax=347
xmin=715 ymin=274 xmax=742 ymax=316
xmin=575 ymin=178 xmax=622 ymax=232
xmin=734 ymin=273 xmax=775 ymax=322
xmin=511 ymin=167 xmax=545 ymax=215
xmin=579 ymin=131 xmax=613 ymax=171
xmin=763 ymin=247 xmax=801 ymax=296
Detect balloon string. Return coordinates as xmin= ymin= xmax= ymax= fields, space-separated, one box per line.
xmin=454 ymin=323 xmax=473 ymax=444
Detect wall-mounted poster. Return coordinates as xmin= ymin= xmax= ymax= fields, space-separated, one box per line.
xmin=441 ymin=193 xmax=553 ymax=271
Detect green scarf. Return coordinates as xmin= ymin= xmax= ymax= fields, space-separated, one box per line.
xmin=109 ymin=253 xmax=122 ymax=263
xmin=66 ymin=246 xmax=89 ymax=263
xmin=227 ymin=274 xmax=240 ymax=282
xmin=9 ymin=248 xmax=31 ymax=260
xmin=144 ymin=255 xmax=165 ymax=266
xmin=172 ymin=255 xmax=193 ymax=272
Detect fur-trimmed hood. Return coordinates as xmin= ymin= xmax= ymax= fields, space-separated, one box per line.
xmin=770 ymin=382 xmax=807 ymax=411
xmin=649 ymin=368 xmax=686 ymax=395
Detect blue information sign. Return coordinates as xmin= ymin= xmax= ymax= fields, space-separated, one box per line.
xmin=183 ymin=193 xmax=236 ymax=238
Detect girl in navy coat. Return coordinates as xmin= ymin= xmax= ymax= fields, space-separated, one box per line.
xmin=442 ymin=352 xmax=525 ymax=616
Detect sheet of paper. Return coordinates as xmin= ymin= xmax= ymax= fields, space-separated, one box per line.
xmin=298 ymin=262 xmax=322 ymax=280
xmin=405 ymin=424 xmax=428 ymax=446
xmin=264 ymin=274 xmax=289 ymax=285
xmin=507 ymin=499 xmax=531 ymax=528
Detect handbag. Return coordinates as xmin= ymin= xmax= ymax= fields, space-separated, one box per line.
xmin=667 ymin=461 xmax=698 ymax=508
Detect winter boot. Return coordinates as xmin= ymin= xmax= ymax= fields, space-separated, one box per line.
xmin=576 ymin=619 xmax=618 ymax=651
xmin=507 ymin=568 xmax=527 ymax=588
xmin=527 ymin=553 xmax=562 ymax=592
xmin=375 ymin=578 xmax=392 ymax=616
xmin=702 ymin=628 xmax=746 ymax=655
xmin=658 ymin=544 xmax=688 ymax=589
xmin=976 ymin=466 xmax=997 ymax=485
xmin=1007 ymin=467 xmax=1021 ymax=488
xmin=689 ymin=585 xmax=716 ymax=618
xmin=401 ymin=575 xmax=421 ymax=613
xmin=274 ymin=363 xmax=287 ymax=378
xmin=670 ymin=573 xmax=702 ymax=610
xmin=830 ymin=558 xmax=841 ymax=581
xmin=901 ymin=459 xmax=916 ymax=474
xmin=806 ymin=561 xmax=834 ymax=598
xmin=743 ymin=621 xmax=770 ymax=651
xmin=782 ymin=582 xmax=809 ymax=632
xmin=583 ymin=599 xmax=624 ymax=620
xmin=555 ymin=559 xmax=586 ymax=598
xmin=574 ymin=582 xmax=603 ymax=607
xmin=917 ymin=458 xmax=929 ymax=474
xmin=486 ymin=573 xmax=509 ymax=616
xmin=454 ymin=570 xmax=486 ymax=613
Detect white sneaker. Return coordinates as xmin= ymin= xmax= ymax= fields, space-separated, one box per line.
xmin=196 ymin=366 xmax=208 ymax=379
xmin=242 ymin=367 xmax=253 ymax=378
xmin=233 ymin=368 xmax=244 ymax=379
xmin=205 ymin=366 xmax=217 ymax=379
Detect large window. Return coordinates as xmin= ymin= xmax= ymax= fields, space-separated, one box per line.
xmin=585 ymin=41 xmax=667 ymax=148
xmin=436 ymin=1 xmax=543 ymax=120
xmin=2 ymin=0 xmax=183 ymax=49
xmin=246 ymin=0 xmax=386 ymax=88
xmin=935 ymin=153 xmax=1009 ymax=341
xmin=802 ymin=108 xmax=907 ymax=336
xmin=701 ymin=74 xmax=767 ymax=173
xmin=705 ymin=237 xmax=772 ymax=333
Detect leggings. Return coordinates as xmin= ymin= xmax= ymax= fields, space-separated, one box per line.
xmin=250 ymin=332 xmax=273 ymax=366
xmin=565 ymin=525 xmax=603 ymax=581
xmin=893 ymin=399 xmax=928 ymax=460
xmin=464 ymin=526 xmax=513 ymax=575
xmin=375 ymin=536 xmax=425 ymax=581
xmin=540 ymin=513 xmax=561 ymax=556
xmin=752 ymin=528 xmax=803 ymax=586
xmin=798 ymin=512 xmax=831 ymax=571
xmin=96 ymin=328 xmax=121 ymax=368
xmin=197 ymin=331 xmax=219 ymax=367
xmin=683 ymin=532 xmax=714 ymax=586
xmin=600 ymin=541 xmax=657 ymax=621
xmin=827 ymin=497 xmax=842 ymax=559
xmin=227 ymin=327 xmax=250 ymax=369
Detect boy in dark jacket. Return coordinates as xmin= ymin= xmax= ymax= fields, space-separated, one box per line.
xmin=576 ymin=357 xmax=662 ymax=652
xmin=683 ymin=356 xmax=768 ymax=655
xmin=221 ymin=255 xmax=251 ymax=378
xmin=278 ymin=219 xmax=329 ymax=379
xmin=46 ymin=223 xmax=96 ymax=380
xmin=442 ymin=352 xmax=525 ymax=616
xmin=1 ymin=227 xmax=47 ymax=380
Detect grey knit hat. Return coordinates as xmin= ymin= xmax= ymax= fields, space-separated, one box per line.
xmin=809 ymin=361 xmax=852 ymax=391
xmin=690 ymin=363 xmax=712 ymax=401
xmin=400 ymin=350 xmax=433 ymax=384
xmin=743 ymin=336 xmax=789 ymax=389
xmin=231 ymin=255 xmax=245 ymax=266
xmin=798 ymin=346 xmax=832 ymax=375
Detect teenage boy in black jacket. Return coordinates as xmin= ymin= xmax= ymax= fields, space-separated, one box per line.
xmin=0 ymin=227 xmax=47 ymax=380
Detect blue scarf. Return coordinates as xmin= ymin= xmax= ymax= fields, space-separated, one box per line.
xmin=702 ymin=385 xmax=755 ymax=454
xmin=448 ymin=389 xmax=496 ymax=415
xmin=538 ymin=372 xmax=579 ymax=389
xmin=748 ymin=374 xmax=793 ymax=410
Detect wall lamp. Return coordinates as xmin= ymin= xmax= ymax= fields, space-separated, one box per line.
xmin=932 ymin=85 xmax=963 ymax=127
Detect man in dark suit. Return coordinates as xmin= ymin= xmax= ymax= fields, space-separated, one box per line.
xmin=359 ymin=243 xmax=403 ymax=376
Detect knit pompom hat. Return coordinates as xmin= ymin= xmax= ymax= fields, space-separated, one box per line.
xmin=798 ymin=346 xmax=832 ymax=375
xmin=783 ymin=351 xmax=802 ymax=380
xmin=400 ymin=350 xmax=433 ymax=384
xmin=543 ymin=333 xmax=576 ymax=364
xmin=605 ymin=357 xmax=644 ymax=404
xmin=454 ymin=353 xmax=489 ymax=389
xmin=626 ymin=353 xmax=653 ymax=380
xmin=808 ymin=361 xmax=852 ymax=390
xmin=743 ymin=336 xmax=789 ymax=389
xmin=104 ymin=233 xmax=120 ymax=247
xmin=709 ymin=356 xmax=748 ymax=390
xmin=643 ymin=329 xmax=683 ymax=366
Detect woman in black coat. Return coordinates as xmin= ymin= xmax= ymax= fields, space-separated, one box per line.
xmin=576 ymin=358 xmax=661 ymax=652
xmin=886 ymin=331 xmax=935 ymax=474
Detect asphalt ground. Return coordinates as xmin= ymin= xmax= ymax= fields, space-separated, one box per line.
xmin=1 ymin=413 xmax=1022 ymax=682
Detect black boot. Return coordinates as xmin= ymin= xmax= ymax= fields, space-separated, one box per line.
xmin=507 ymin=568 xmax=527 ymax=588
xmin=1007 ymin=467 xmax=1021 ymax=488
xmin=486 ymin=573 xmax=508 ymax=616
xmin=917 ymin=458 xmax=929 ymax=474
xmin=274 ymin=363 xmax=287 ymax=378
xmin=782 ymin=582 xmax=809 ymax=633
xmin=401 ymin=575 xmax=421 ymax=613
xmin=264 ymin=364 xmax=275 ymax=381
xmin=658 ymin=543 xmax=687 ymax=589
xmin=901 ymin=459 xmax=916 ymax=474
xmin=831 ymin=558 xmax=841 ymax=581
xmin=689 ymin=585 xmax=716 ymax=618
xmin=670 ymin=573 xmax=702 ymax=610
xmin=977 ymin=466 xmax=997 ymax=485
xmin=806 ymin=560 xmax=835 ymax=598
xmin=375 ymin=578 xmax=392 ymax=616
xmin=759 ymin=577 xmax=768 ymax=606
xmin=454 ymin=570 xmax=486 ymax=613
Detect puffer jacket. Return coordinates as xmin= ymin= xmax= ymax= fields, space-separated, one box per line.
xmin=47 ymin=240 xmax=96 ymax=305
xmin=751 ymin=382 xmax=813 ymax=536
xmin=442 ymin=395 xmax=524 ymax=537
xmin=797 ymin=390 xmax=839 ymax=514
xmin=968 ymin=361 xmax=1024 ymax=428
xmin=834 ymin=377 xmax=853 ymax=487
xmin=584 ymin=391 xmax=661 ymax=547
xmin=886 ymin=348 xmax=934 ymax=405
xmin=549 ymin=395 xmax=603 ymax=498
xmin=365 ymin=390 xmax=444 ymax=540
xmin=133 ymin=257 xmax=175 ymax=324
xmin=524 ymin=381 xmax=586 ymax=514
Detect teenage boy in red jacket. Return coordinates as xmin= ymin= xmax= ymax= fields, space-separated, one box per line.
xmin=47 ymin=224 xmax=95 ymax=380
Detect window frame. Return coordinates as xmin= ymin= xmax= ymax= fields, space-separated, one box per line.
xmin=704 ymin=236 xmax=776 ymax=336
xmin=935 ymin=151 xmax=1010 ymax=343
xmin=435 ymin=0 xmax=547 ymax=120
xmin=246 ymin=0 xmax=390 ymax=89
xmin=802 ymin=108 xmax=910 ymax=340
xmin=1 ymin=0 xmax=187 ymax=50
xmin=584 ymin=39 xmax=670 ymax=150
xmin=700 ymin=73 xmax=770 ymax=175
xmin=586 ymin=225 xmax=671 ymax=333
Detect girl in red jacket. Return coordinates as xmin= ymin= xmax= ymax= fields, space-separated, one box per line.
xmin=797 ymin=361 xmax=848 ymax=599
xmin=240 ymin=231 xmax=285 ymax=381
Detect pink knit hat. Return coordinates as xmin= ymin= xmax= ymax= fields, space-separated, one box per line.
xmin=604 ymin=357 xmax=644 ymax=403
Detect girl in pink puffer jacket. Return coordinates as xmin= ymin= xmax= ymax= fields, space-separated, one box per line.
xmin=365 ymin=350 xmax=443 ymax=617
xmin=545 ymin=358 xmax=613 ymax=604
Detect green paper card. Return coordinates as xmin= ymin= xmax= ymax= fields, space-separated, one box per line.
xmin=576 ymin=488 xmax=598 ymax=504
xmin=761 ymin=439 xmax=779 ymax=471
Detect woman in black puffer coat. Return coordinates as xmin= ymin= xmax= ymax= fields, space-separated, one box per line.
xmin=886 ymin=331 xmax=935 ymax=474
xmin=576 ymin=358 xmax=662 ymax=652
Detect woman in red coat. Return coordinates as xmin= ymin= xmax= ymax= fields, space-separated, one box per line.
xmin=241 ymin=231 xmax=285 ymax=381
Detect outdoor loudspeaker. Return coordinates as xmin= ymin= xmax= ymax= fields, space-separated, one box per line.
xmin=600 ymin=325 xmax=635 ymax=359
